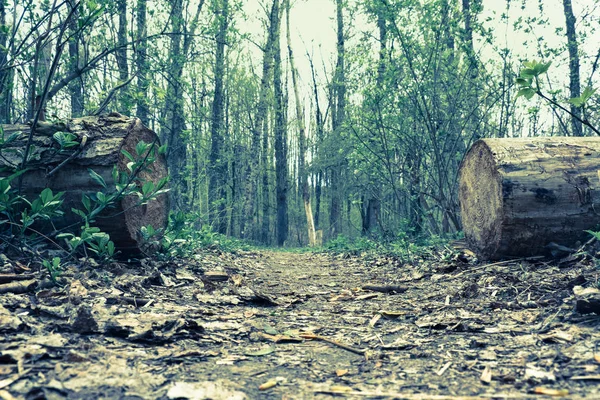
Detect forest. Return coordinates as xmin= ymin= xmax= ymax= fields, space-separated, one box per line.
xmin=1 ymin=0 xmax=597 ymax=249
xmin=2 ymin=1 xmax=600 ymax=398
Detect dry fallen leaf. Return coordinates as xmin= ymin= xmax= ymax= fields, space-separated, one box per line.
xmin=335 ymin=369 xmax=349 ymax=377
xmin=258 ymin=379 xmax=278 ymax=390
xmin=534 ymin=387 xmax=569 ymax=396
xmin=480 ymin=365 xmax=492 ymax=384
xmin=594 ymin=353 xmax=600 ymax=364
xmin=369 ymin=313 xmax=381 ymax=328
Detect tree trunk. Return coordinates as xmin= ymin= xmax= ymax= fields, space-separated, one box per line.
xmin=135 ymin=0 xmax=150 ymax=126
xmin=67 ymin=0 xmax=84 ymax=117
xmin=330 ymin=0 xmax=346 ymax=238
xmin=261 ymin=117 xmax=271 ymax=244
xmin=459 ymin=138 xmax=600 ymax=260
xmin=562 ymin=0 xmax=582 ymax=137
xmin=273 ymin=0 xmax=288 ymax=246
xmin=0 ymin=1 xmax=12 ymax=123
xmin=240 ymin=0 xmax=278 ymax=240
xmin=308 ymin=54 xmax=323 ymax=231
xmin=208 ymin=0 xmax=229 ymax=234
xmin=285 ymin=0 xmax=315 ymax=246
xmin=0 ymin=114 xmax=168 ymax=255
xmin=116 ymin=0 xmax=131 ymax=115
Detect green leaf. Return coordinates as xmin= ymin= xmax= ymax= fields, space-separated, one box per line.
xmin=245 ymin=346 xmax=276 ymax=357
xmin=40 ymin=188 xmax=53 ymax=204
xmin=533 ymin=61 xmax=551 ymax=75
xmin=515 ymin=77 xmax=532 ymax=87
xmin=142 ymin=181 xmax=154 ymax=196
xmin=158 ymin=144 xmax=167 ymax=155
xmin=88 ymin=169 xmax=107 ymax=188
xmin=121 ymin=149 xmax=135 ymax=162
xmin=135 ymin=141 xmax=149 ymax=156
xmin=516 ymin=88 xmax=536 ymax=100
xmin=520 ymin=68 xmax=536 ymax=78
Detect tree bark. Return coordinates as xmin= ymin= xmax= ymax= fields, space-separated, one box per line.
xmin=330 ymin=0 xmax=346 ymax=238
xmin=272 ymin=0 xmax=288 ymax=246
xmin=135 ymin=0 xmax=150 ymax=126
xmin=209 ymin=0 xmax=229 ymax=234
xmin=0 ymin=114 xmax=168 ymax=255
xmin=67 ymin=0 xmax=84 ymax=117
xmin=459 ymin=138 xmax=600 ymax=260
xmin=116 ymin=0 xmax=131 ymax=115
xmin=0 ymin=1 xmax=12 ymax=123
xmin=285 ymin=0 xmax=315 ymax=246
xmin=562 ymin=0 xmax=583 ymax=137
xmin=240 ymin=0 xmax=278 ymax=240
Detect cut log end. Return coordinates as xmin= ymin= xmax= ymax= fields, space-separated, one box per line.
xmin=459 ymin=141 xmax=503 ymax=259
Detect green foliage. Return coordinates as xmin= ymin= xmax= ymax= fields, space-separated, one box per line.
xmin=142 ymin=211 xmax=250 ymax=259
xmin=42 ymin=257 xmax=62 ymax=283
xmin=323 ymin=233 xmax=451 ymax=263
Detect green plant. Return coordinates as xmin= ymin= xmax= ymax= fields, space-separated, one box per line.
xmin=141 ymin=211 xmax=250 ymax=259
xmin=516 ymin=60 xmax=599 ymax=135
xmin=42 ymin=257 xmax=62 ymax=283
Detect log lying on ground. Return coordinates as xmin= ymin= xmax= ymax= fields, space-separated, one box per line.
xmin=459 ymin=137 xmax=600 ymax=260
xmin=0 ymin=113 xmax=169 ymax=256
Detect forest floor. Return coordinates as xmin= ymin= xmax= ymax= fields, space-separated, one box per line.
xmin=1 ymin=246 xmax=600 ymax=399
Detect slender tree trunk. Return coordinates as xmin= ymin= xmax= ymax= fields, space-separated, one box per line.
xmin=209 ymin=0 xmax=229 ymax=233
xmin=135 ymin=0 xmax=150 ymax=126
xmin=562 ymin=0 xmax=582 ymax=136
xmin=240 ymin=0 xmax=278 ymax=240
xmin=116 ymin=0 xmax=131 ymax=115
xmin=67 ymin=0 xmax=83 ymax=117
xmin=330 ymin=0 xmax=346 ymax=238
xmin=308 ymin=54 xmax=323 ymax=231
xmin=272 ymin=0 xmax=288 ymax=246
xmin=0 ymin=1 xmax=12 ymax=123
xmin=461 ymin=0 xmax=477 ymax=77
xmin=261 ymin=117 xmax=271 ymax=244
xmin=163 ymin=0 xmax=186 ymax=210
xmin=285 ymin=0 xmax=315 ymax=246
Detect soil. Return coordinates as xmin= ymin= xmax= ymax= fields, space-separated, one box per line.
xmin=1 ymin=247 xmax=600 ymax=399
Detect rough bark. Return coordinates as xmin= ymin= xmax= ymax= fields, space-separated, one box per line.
xmin=116 ymin=0 xmax=131 ymax=115
xmin=330 ymin=0 xmax=346 ymax=238
xmin=0 ymin=1 xmax=12 ymax=123
xmin=562 ymin=0 xmax=582 ymax=137
xmin=240 ymin=0 xmax=278 ymax=240
xmin=0 ymin=114 xmax=168 ymax=255
xmin=273 ymin=0 xmax=288 ymax=246
xmin=209 ymin=0 xmax=229 ymax=234
xmin=67 ymin=0 xmax=84 ymax=117
xmin=285 ymin=0 xmax=315 ymax=246
xmin=459 ymin=138 xmax=600 ymax=260
xmin=135 ymin=0 xmax=150 ymax=126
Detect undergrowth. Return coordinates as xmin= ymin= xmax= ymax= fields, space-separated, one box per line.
xmin=322 ymin=233 xmax=457 ymax=262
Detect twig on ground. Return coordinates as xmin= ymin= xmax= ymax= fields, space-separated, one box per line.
xmin=299 ymin=333 xmax=366 ymax=355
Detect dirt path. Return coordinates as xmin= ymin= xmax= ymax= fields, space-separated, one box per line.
xmin=1 ymin=249 xmax=599 ymax=399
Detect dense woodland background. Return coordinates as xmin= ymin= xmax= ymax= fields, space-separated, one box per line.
xmin=0 ymin=0 xmax=598 ymax=247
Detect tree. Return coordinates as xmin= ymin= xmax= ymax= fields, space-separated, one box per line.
xmin=329 ymin=0 xmax=346 ymax=238
xmin=209 ymin=0 xmax=229 ymax=233
xmin=240 ymin=0 xmax=278 ymax=240
xmin=135 ymin=0 xmax=150 ymax=126
xmin=562 ymin=0 xmax=582 ymax=136
xmin=285 ymin=0 xmax=315 ymax=246
xmin=116 ymin=0 xmax=131 ymax=115
xmin=272 ymin=0 xmax=288 ymax=246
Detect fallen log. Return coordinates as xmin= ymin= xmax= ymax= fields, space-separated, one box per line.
xmin=0 ymin=113 xmax=169 ymax=256
xmin=459 ymin=137 xmax=600 ymax=260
